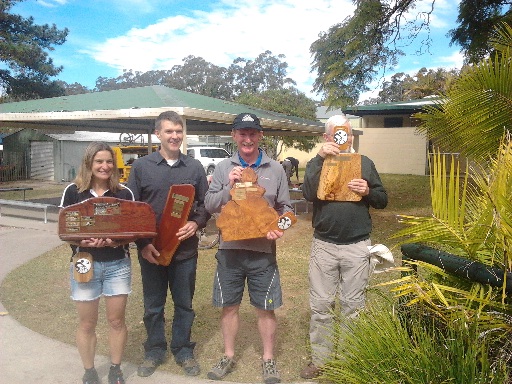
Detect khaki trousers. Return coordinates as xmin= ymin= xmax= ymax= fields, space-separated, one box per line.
xmin=308 ymin=237 xmax=371 ymax=365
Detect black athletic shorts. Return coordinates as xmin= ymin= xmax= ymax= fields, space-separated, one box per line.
xmin=212 ymin=249 xmax=283 ymax=310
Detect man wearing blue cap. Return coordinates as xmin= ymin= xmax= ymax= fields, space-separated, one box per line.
xmin=205 ymin=112 xmax=293 ymax=384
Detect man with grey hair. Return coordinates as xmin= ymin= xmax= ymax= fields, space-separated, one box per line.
xmin=300 ymin=114 xmax=388 ymax=379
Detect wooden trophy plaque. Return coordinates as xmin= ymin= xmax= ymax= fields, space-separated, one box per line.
xmin=72 ymin=252 xmax=94 ymax=282
xmin=153 ymin=184 xmax=195 ymax=266
xmin=332 ymin=124 xmax=351 ymax=152
xmin=58 ymin=197 xmax=157 ymax=241
xmin=317 ymin=124 xmax=362 ymax=201
xmin=317 ymin=154 xmax=362 ymax=201
xmin=216 ymin=168 xmax=297 ymax=241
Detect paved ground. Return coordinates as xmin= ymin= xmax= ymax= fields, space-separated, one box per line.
xmin=0 ymin=208 xmax=310 ymax=384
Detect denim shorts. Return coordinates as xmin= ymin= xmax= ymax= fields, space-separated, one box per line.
xmin=70 ymin=257 xmax=132 ymax=301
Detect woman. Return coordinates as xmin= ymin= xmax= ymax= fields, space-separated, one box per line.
xmin=60 ymin=142 xmax=134 ymax=384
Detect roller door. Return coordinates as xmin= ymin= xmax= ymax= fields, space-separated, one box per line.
xmin=30 ymin=141 xmax=54 ymax=180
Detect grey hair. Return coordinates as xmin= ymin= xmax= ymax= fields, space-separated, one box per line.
xmin=325 ymin=114 xmax=350 ymax=134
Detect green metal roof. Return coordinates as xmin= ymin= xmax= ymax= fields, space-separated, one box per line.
xmin=0 ymin=86 xmax=323 ymax=136
xmin=346 ymin=97 xmax=441 ymax=116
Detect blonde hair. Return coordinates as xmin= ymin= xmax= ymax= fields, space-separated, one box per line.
xmin=74 ymin=142 xmax=121 ymax=193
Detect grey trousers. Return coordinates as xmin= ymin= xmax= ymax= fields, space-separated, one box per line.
xmin=308 ymin=237 xmax=371 ymax=365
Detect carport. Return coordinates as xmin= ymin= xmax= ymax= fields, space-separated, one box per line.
xmin=0 ymin=85 xmax=324 ymax=148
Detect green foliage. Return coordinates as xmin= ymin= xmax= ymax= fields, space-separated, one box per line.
xmin=311 ymin=0 xmax=511 ymax=108
xmin=55 ymin=81 xmax=91 ymax=96
xmin=235 ymin=88 xmax=320 ymax=158
xmin=94 ymin=50 xmax=296 ymax=102
xmin=95 ymin=56 xmax=233 ymax=100
xmin=311 ymin=0 xmax=400 ymax=107
xmin=376 ymin=26 xmax=512 ymax=375
xmin=166 ymin=56 xmax=231 ymax=99
xmin=325 ymin=22 xmax=512 ymax=384
xmin=363 ymin=67 xmax=461 ymax=104
xmin=389 ymin=137 xmax=512 ymax=309
xmin=322 ymin=300 xmax=509 ymax=383
xmin=235 ymin=88 xmax=316 ymax=120
xmin=0 ymin=0 xmax=68 ymax=100
xmin=416 ymin=22 xmax=512 ymax=162
xmin=449 ymin=0 xmax=512 ymax=64
xmin=228 ymin=50 xmax=296 ymax=97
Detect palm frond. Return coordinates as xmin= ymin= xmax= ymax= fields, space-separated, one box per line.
xmin=415 ymin=44 xmax=512 ymax=162
xmin=490 ymin=22 xmax=512 ymax=53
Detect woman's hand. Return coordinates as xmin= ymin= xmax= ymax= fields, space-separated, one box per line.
xmin=78 ymin=238 xmax=106 ymax=247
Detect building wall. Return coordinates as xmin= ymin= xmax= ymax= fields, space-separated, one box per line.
xmin=3 ymin=129 xmax=122 ymax=181
xmin=280 ymin=127 xmax=428 ymax=175
xmin=357 ymin=127 xmax=427 ymax=175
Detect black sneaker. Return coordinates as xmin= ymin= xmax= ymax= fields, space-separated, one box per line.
xmin=137 ymin=358 xmax=165 ymax=377
xmin=82 ymin=367 xmax=100 ymax=384
xmin=262 ymin=358 xmax=281 ymax=384
xmin=108 ymin=365 xmax=125 ymax=384
xmin=207 ymin=356 xmax=236 ymax=380
xmin=178 ymin=358 xmax=201 ymax=376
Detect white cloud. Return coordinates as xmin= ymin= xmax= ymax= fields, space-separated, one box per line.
xmin=411 ymin=0 xmax=460 ymax=29
xmin=86 ymin=0 xmax=355 ymax=98
xmin=80 ymin=0 xmax=462 ymax=101
xmin=37 ymin=0 xmax=68 ymax=7
xmin=436 ymin=50 xmax=465 ymax=69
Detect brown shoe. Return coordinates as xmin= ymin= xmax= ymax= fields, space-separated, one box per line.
xmin=300 ymin=362 xmax=320 ymax=379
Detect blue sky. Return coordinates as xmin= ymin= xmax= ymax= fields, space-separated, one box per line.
xmin=13 ymin=0 xmax=464 ymax=101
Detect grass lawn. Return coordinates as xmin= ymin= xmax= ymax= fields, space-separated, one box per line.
xmin=0 ymin=173 xmax=431 ymax=382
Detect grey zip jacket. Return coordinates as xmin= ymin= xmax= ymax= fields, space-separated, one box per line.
xmin=205 ymin=150 xmax=293 ymax=253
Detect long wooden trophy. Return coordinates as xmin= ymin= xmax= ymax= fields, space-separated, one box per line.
xmin=58 ymin=197 xmax=157 ymax=241
xmin=317 ymin=124 xmax=362 ymax=201
xmin=153 ymin=184 xmax=195 ymax=266
xmin=216 ymin=168 xmax=297 ymax=241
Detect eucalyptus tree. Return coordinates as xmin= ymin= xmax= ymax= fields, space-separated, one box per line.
xmin=311 ymin=0 xmax=512 ymax=107
xmin=228 ymin=50 xmax=296 ymax=98
xmin=364 ymin=67 xmax=461 ymax=104
xmin=235 ymin=88 xmax=320 ymax=159
xmin=93 ymin=51 xmax=295 ymax=102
